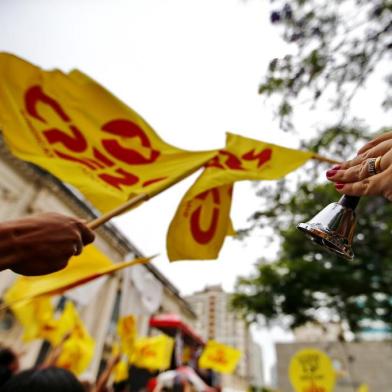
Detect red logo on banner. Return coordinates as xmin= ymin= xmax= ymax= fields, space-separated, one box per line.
xmin=24 ymin=85 xmax=163 ymax=191
xmin=190 ymin=188 xmax=221 ymax=244
xmin=206 ymin=148 xmax=272 ymax=171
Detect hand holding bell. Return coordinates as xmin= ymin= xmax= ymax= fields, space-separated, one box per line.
xmin=298 ymin=131 xmax=392 ymax=260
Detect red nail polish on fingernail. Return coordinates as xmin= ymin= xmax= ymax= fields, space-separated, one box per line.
xmin=332 ymin=165 xmax=341 ymax=170
xmin=326 ymin=170 xmax=337 ymax=178
xmin=335 ymin=183 xmax=344 ymax=190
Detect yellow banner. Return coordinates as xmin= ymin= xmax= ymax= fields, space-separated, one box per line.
xmin=4 ymin=245 xmax=150 ymax=304
xmin=167 ymin=133 xmax=312 ymax=260
xmin=8 ymin=295 xmax=56 ymax=343
xmin=55 ymin=302 xmax=95 ymax=375
xmin=131 ymin=335 xmax=174 ymax=371
xmin=198 ymin=340 xmax=241 ymax=374
xmin=113 ymin=360 xmax=129 ymax=383
xmin=289 ymin=348 xmax=336 ymax=392
xmin=357 ymin=384 xmax=368 ymax=392
xmin=117 ymin=315 xmax=138 ymax=358
xmin=0 ymin=53 xmax=216 ymax=212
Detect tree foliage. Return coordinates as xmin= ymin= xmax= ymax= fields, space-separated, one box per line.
xmin=258 ymin=0 xmax=392 ymax=130
xmin=232 ymin=0 xmax=392 ymax=335
xmin=232 ymin=124 xmax=392 ymax=334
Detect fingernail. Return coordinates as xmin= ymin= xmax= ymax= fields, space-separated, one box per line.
xmin=335 ymin=183 xmax=344 ymax=190
xmin=331 ymin=165 xmax=341 ymax=170
xmin=326 ymin=170 xmax=337 ymax=178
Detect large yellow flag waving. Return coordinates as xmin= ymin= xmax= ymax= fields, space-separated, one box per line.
xmin=0 ymin=53 xmax=216 ymax=212
xmin=198 ymin=340 xmax=241 ymax=374
xmin=167 ymin=133 xmax=313 ymax=260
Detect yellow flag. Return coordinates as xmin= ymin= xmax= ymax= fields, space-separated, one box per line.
xmin=131 ymin=335 xmax=174 ymax=371
xmin=4 ymin=245 xmax=150 ymax=304
xmin=8 ymin=295 xmax=56 ymax=342
xmin=0 ymin=53 xmax=216 ymax=212
xmin=167 ymin=132 xmax=312 ymax=260
xmin=198 ymin=340 xmax=241 ymax=374
xmin=113 ymin=360 xmax=129 ymax=383
xmin=289 ymin=348 xmax=336 ymax=392
xmin=117 ymin=315 xmax=138 ymax=358
xmin=55 ymin=302 xmax=95 ymax=375
xmin=357 ymin=385 xmax=368 ymax=392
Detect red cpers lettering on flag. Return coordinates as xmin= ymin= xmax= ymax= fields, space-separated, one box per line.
xmin=0 ymin=53 xmax=217 ymax=212
xmin=167 ymin=132 xmax=313 ymax=261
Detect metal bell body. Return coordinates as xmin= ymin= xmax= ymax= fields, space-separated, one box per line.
xmin=297 ymin=197 xmax=357 ymax=261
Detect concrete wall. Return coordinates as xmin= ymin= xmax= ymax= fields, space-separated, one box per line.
xmin=276 ymin=341 xmax=392 ymax=392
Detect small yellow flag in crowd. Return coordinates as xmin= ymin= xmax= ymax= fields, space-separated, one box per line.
xmin=198 ymin=340 xmax=241 ymax=374
xmin=113 ymin=360 xmax=129 ymax=383
xmin=289 ymin=348 xmax=336 ymax=392
xmin=117 ymin=314 xmax=138 ymax=359
xmin=131 ymin=335 xmax=174 ymax=371
xmin=0 ymin=52 xmax=216 ymax=212
xmin=167 ymin=132 xmax=313 ymax=261
xmin=55 ymin=302 xmax=95 ymax=375
xmin=7 ymin=296 xmax=56 ymax=343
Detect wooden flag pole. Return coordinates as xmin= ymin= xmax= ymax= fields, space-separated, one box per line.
xmin=86 ymin=153 xmax=339 ymax=230
xmin=87 ymin=193 xmax=149 ymax=230
xmin=311 ymin=153 xmax=341 ymax=165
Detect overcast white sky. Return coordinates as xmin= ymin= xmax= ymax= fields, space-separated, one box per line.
xmin=1 ymin=0 xmax=389 ymax=384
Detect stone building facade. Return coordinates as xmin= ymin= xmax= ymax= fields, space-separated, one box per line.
xmin=0 ymin=137 xmax=197 ymax=379
xmin=276 ymin=341 xmax=392 ymax=392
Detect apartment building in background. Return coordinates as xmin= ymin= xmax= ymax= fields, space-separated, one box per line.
xmin=186 ymin=285 xmax=264 ymax=391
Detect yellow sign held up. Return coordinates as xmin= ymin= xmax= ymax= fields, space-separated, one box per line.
xmin=131 ymin=335 xmax=174 ymax=371
xmin=289 ymin=348 xmax=335 ymax=392
xmin=198 ymin=340 xmax=241 ymax=374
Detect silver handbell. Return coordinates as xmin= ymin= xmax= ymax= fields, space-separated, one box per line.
xmin=297 ymin=195 xmax=360 ymax=261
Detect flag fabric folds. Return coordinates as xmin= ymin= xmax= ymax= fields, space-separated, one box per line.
xmin=167 ymin=133 xmax=313 ymax=261
xmin=131 ymin=335 xmax=174 ymax=371
xmin=6 ymin=297 xmax=95 ymax=375
xmin=8 ymin=296 xmax=56 ymax=343
xmin=4 ymin=245 xmax=150 ymax=305
xmin=0 ymin=52 xmax=216 ymax=212
xmin=198 ymin=340 xmax=241 ymax=374
xmin=0 ymin=52 xmax=316 ymax=263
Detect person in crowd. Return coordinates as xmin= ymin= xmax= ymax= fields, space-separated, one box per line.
xmin=326 ymin=131 xmax=392 ymax=200
xmin=0 ymin=348 xmax=19 ymax=387
xmin=0 ymin=366 xmax=85 ymax=392
xmin=0 ymin=212 xmax=95 ymax=276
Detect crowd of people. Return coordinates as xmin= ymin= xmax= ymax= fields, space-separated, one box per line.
xmin=0 ymin=133 xmax=391 ymax=390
